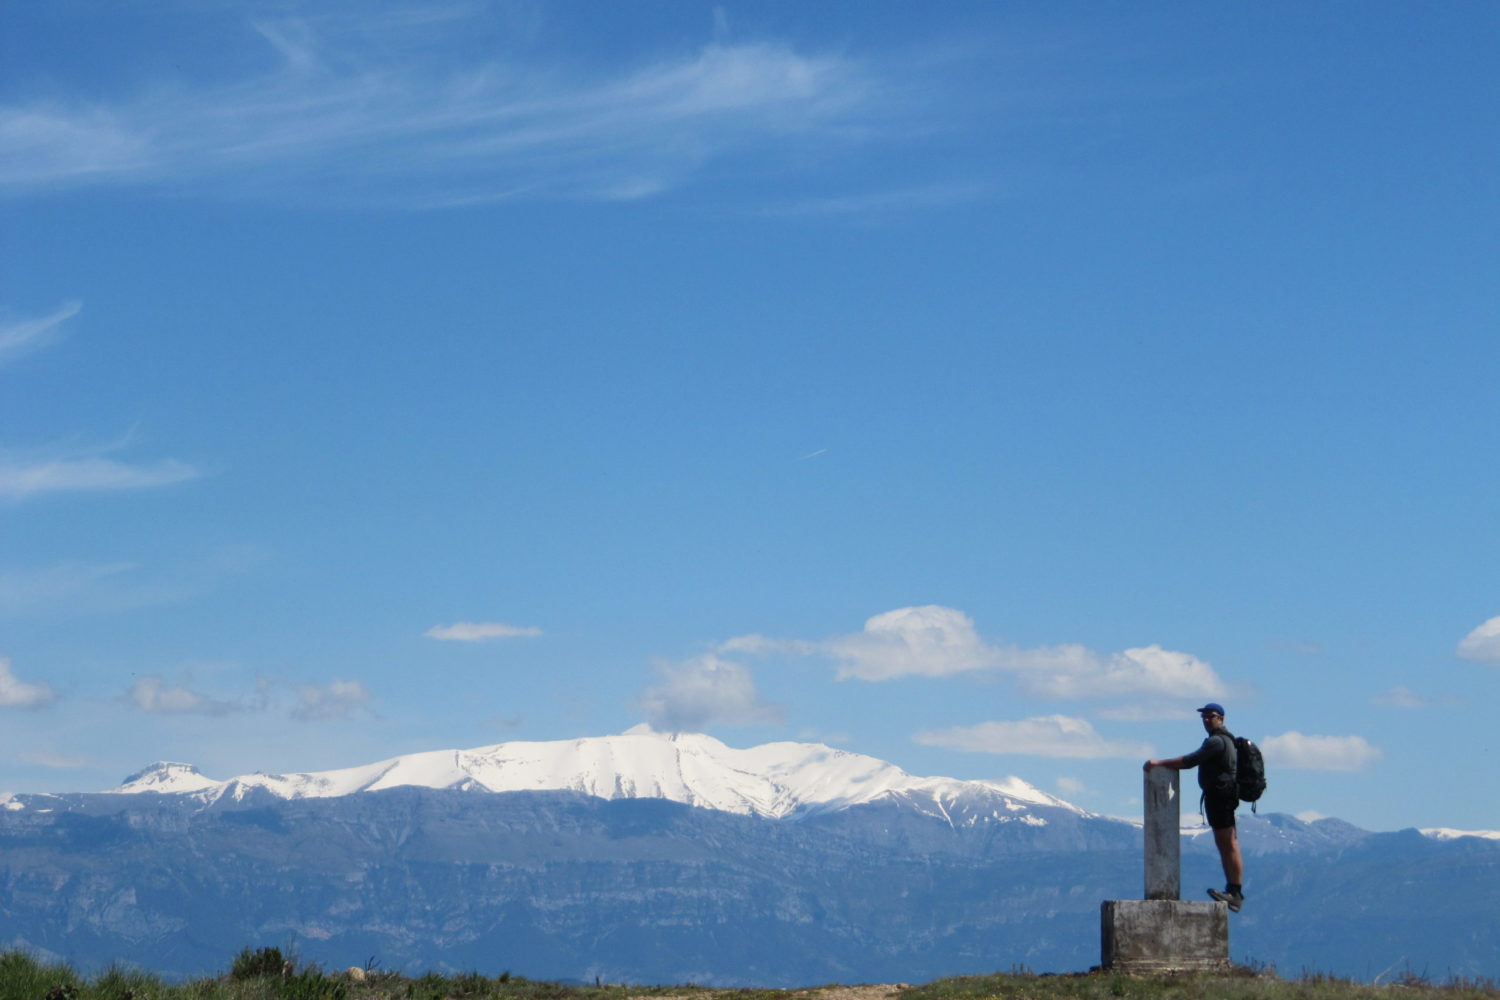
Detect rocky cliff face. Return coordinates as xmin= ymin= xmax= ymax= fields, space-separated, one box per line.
xmin=1 ymin=785 xmax=1497 ymax=984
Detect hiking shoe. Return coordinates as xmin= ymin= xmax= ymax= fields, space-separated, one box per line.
xmin=1208 ymin=888 xmax=1243 ymax=912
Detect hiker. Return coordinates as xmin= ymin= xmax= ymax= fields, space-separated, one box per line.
xmin=1143 ymin=703 xmax=1245 ymax=912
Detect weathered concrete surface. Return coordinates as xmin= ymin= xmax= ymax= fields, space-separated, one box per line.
xmin=1144 ymin=767 xmax=1180 ymax=900
xmin=1100 ymin=900 xmax=1229 ymax=973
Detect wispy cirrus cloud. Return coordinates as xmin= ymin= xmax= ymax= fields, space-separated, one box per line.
xmin=1372 ymin=685 xmax=1436 ymax=710
xmin=915 ymin=715 xmax=1152 ymax=760
xmin=0 ymin=454 xmax=199 ymax=501
xmin=0 ymin=304 xmax=199 ymax=502
xmin=20 ymin=750 xmax=94 ymax=769
xmin=0 ymin=550 xmax=259 ymax=618
xmin=1 ymin=10 xmax=882 ymax=208
xmin=0 ymin=441 xmax=200 ymax=502
xmin=0 ymin=301 xmax=80 ymax=365
xmin=426 ymin=621 xmax=542 ymax=641
xmin=0 ymin=561 xmax=139 ymax=616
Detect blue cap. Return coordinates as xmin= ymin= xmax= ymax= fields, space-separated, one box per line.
xmin=1197 ymin=703 xmax=1226 ymax=717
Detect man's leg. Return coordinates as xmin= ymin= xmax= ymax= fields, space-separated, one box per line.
xmin=1213 ymin=825 xmax=1243 ymax=886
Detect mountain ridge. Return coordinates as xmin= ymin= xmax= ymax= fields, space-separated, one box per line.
xmin=7 ymin=730 xmax=1496 ymax=841
xmin=89 ymin=728 xmax=1082 ymax=822
xmin=2 ymin=733 xmax=1497 ymax=983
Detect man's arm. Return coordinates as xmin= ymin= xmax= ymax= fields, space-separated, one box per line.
xmin=1146 ymin=736 xmax=1216 ymax=772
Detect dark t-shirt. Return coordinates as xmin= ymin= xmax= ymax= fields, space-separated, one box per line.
xmin=1181 ymin=729 xmax=1238 ymax=797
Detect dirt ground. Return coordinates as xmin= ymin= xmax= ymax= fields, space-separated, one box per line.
xmin=628 ymin=986 xmax=909 ymax=1000
xmin=797 ymin=987 xmax=908 ymax=1000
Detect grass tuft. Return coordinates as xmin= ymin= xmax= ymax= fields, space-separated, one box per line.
xmin=230 ymin=950 xmax=290 ymax=983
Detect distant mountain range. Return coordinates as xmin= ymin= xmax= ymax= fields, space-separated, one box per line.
xmin=100 ymin=728 xmax=1083 ymax=821
xmin=2 ymin=731 xmax=1496 ymax=984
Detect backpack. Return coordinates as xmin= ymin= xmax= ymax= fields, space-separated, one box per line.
xmin=1234 ymin=736 xmax=1267 ymax=812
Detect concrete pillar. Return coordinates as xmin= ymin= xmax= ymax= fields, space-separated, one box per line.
xmin=1144 ymin=766 xmax=1180 ymax=901
xmin=1100 ymin=766 xmax=1228 ymax=973
xmin=1101 ymin=900 xmax=1229 ymax=973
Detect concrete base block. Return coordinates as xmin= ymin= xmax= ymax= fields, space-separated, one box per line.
xmin=1101 ymin=900 xmax=1229 ymax=974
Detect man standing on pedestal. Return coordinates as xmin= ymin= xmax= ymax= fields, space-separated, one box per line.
xmin=1143 ymin=703 xmax=1245 ymax=912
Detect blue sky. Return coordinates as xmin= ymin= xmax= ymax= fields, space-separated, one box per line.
xmin=2 ymin=1 xmax=1497 ymax=834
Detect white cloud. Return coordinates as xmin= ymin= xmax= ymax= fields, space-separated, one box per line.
xmin=1296 ymin=810 xmax=1328 ymax=822
xmin=0 ymin=657 xmax=56 ymax=708
xmin=126 ymin=675 xmax=239 ymax=716
xmin=1056 ymin=776 xmax=1086 ymax=795
xmin=1261 ymin=731 xmax=1382 ymax=772
xmin=826 ymin=605 xmax=996 ymax=681
xmin=425 ymin=621 xmax=542 ymax=641
xmin=0 ymin=453 xmax=199 ymax=501
xmin=914 ymin=715 xmax=1153 ymax=760
xmin=1456 ymin=616 xmax=1500 ymax=664
xmin=293 ymin=679 xmax=373 ymax=721
xmin=1 ymin=12 xmax=878 ymax=207
xmin=639 ymin=653 xmax=782 ymax=732
xmin=1018 ymin=644 xmax=1225 ymax=701
xmin=784 ymin=604 xmax=1227 ymax=702
xmin=0 ymin=301 xmax=80 ymax=365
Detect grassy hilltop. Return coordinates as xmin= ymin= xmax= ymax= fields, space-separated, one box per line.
xmin=2 ymin=949 xmax=1496 ymax=1000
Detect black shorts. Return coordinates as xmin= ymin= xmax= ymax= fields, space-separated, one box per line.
xmin=1204 ymin=793 xmax=1239 ymax=830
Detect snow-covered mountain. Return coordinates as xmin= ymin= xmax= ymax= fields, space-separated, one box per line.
xmin=105 ymin=728 xmax=1083 ymax=822
xmin=1420 ymin=827 xmax=1500 ymax=841
xmin=4 ymin=729 xmax=1497 ymax=984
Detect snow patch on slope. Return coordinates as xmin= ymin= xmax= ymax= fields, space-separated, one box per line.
xmin=117 ymin=762 xmax=221 ymax=794
xmin=1421 ymin=827 xmax=1500 ymax=842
